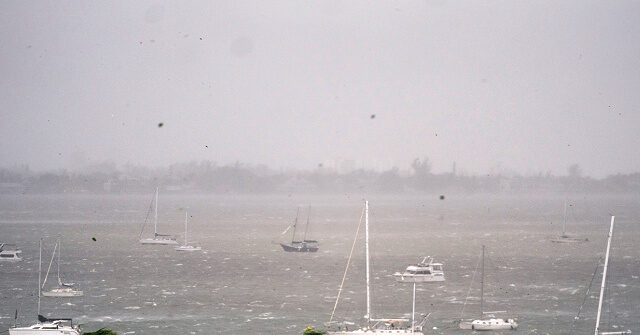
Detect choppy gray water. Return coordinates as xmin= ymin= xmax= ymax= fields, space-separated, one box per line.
xmin=1 ymin=193 xmax=639 ymax=334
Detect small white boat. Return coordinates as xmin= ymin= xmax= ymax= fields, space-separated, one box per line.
xmin=175 ymin=210 xmax=202 ymax=252
xmin=139 ymin=187 xmax=178 ymax=245
xmin=393 ymin=257 xmax=445 ymax=283
xmin=41 ymin=240 xmax=83 ymax=297
xmin=0 ymin=243 xmax=23 ymax=262
xmin=9 ymin=239 xmax=81 ymax=335
xmin=459 ymin=246 xmax=517 ymax=331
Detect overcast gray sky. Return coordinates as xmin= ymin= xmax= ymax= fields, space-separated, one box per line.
xmin=1 ymin=1 xmax=639 ymax=177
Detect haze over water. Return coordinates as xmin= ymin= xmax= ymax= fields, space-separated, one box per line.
xmin=1 ymin=193 xmax=638 ymax=334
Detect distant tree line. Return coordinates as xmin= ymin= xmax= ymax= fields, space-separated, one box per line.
xmin=0 ymin=160 xmax=639 ymax=194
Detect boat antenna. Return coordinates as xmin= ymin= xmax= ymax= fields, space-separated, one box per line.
xmin=594 ymin=216 xmax=614 ymax=335
xmin=365 ymin=200 xmax=371 ymax=327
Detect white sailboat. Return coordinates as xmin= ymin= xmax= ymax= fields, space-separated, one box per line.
xmin=139 ymin=187 xmax=178 ymax=245
xmin=458 ymin=246 xmax=518 ymax=331
xmin=592 ymin=216 xmax=631 ymax=335
xmin=9 ymin=238 xmax=81 ymax=335
xmin=175 ymin=210 xmax=201 ymax=251
xmin=551 ymin=200 xmax=586 ymax=243
xmin=393 ymin=256 xmax=445 ymax=283
xmin=41 ymin=239 xmax=82 ymax=297
xmin=326 ymin=201 xmax=426 ymax=334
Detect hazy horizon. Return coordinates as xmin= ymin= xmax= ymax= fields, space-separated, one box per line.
xmin=2 ymin=1 xmax=639 ymax=178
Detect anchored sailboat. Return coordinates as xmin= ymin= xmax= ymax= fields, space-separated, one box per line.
xmin=41 ymin=239 xmax=82 ymax=297
xmin=9 ymin=238 xmax=81 ymax=335
xmin=175 ymin=210 xmax=201 ymax=251
xmin=139 ymin=187 xmax=178 ymax=245
xmin=325 ymin=201 xmax=426 ymax=334
xmin=458 ymin=245 xmax=517 ymax=331
xmin=280 ymin=206 xmax=319 ymax=252
xmin=551 ymin=200 xmax=586 ymax=243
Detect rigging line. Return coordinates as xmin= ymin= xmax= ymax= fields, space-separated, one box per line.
xmin=139 ymin=195 xmax=155 ymax=239
xmin=329 ymin=205 xmax=366 ymax=323
xmin=570 ymin=258 xmax=602 ymax=335
xmin=459 ymin=252 xmax=482 ymax=319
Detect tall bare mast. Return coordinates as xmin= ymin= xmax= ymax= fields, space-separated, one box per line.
xmin=303 ymin=205 xmax=311 ymax=241
xmin=594 ymin=216 xmax=615 ymax=335
xmin=365 ymin=200 xmax=371 ymax=327
xmin=154 ymin=187 xmax=159 ymax=237
xmin=291 ymin=207 xmax=299 ymax=244
xmin=38 ymin=238 xmax=42 ymax=317
xmin=480 ymin=245 xmax=485 ymax=319
xmin=184 ymin=211 xmax=188 ymax=247
xmin=563 ymin=200 xmax=568 ymax=236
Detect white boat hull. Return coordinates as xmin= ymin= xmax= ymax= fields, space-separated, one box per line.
xmin=140 ymin=238 xmax=178 ymax=245
xmin=329 ymin=330 xmax=422 ymax=334
xmin=175 ymin=245 xmax=202 ymax=251
xmin=42 ymin=288 xmax=83 ymax=297
xmin=551 ymin=236 xmax=585 ymax=243
xmin=10 ymin=324 xmax=80 ymax=335
xmin=468 ymin=318 xmax=518 ymax=331
xmin=393 ymin=273 xmax=445 ymax=283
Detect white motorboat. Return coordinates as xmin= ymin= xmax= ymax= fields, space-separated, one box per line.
xmin=41 ymin=240 xmax=82 ymax=297
xmin=458 ymin=246 xmax=517 ymax=331
xmin=326 ymin=201 xmax=426 ymax=334
xmin=9 ymin=239 xmax=81 ymax=335
xmin=393 ymin=257 xmax=445 ymax=283
xmin=175 ymin=210 xmax=202 ymax=252
xmin=139 ymin=187 xmax=178 ymax=245
xmin=0 ymin=243 xmax=23 ymax=262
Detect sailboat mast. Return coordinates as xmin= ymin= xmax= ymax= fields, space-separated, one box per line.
xmin=57 ymin=238 xmax=61 ymax=286
xmin=184 ymin=211 xmax=188 ymax=247
xmin=480 ymin=245 xmax=485 ymax=319
xmin=563 ymin=200 xmax=568 ymax=236
xmin=594 ymin=216 xmax=615 ymax=335
xmin=154 ymin=187 xmax=159 ymax=236
xmin=412 ymin=282 xmax=416 ymax=334
xmin=303 ymin=205 xmax=311 ymax=241
xmin=291 ymin=207 xmax=299 ymax=243
xmin=365 ymin=200 xmax=371 ymax=327
xmin=38 ymin=238 xmax=42 ymax=317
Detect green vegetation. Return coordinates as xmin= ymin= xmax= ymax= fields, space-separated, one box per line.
xmin=303 ymin=326 xmax=326 ymax=335
xmin=83 ymin=329 xmax=118 ymax=335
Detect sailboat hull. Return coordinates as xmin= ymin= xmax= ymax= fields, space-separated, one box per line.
xmin=10 ymin=324 xmax=80 ymax=335
xmin=328 ymin=330 xmax=423 ymax=334
xmin=468 ymin=319 xmax=518 ymax=330
xmin=140 ymin=238 xmax=178 ymax=245
xmin=175 ymin=245 xmax=202 ymax=251
xmin=280 ymin=243 xmax=318 ymax=252
xmin=42 ymin=288 xmax=83 ymax=297
xmin=550 ymin=236 xmax=585 ymax=243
